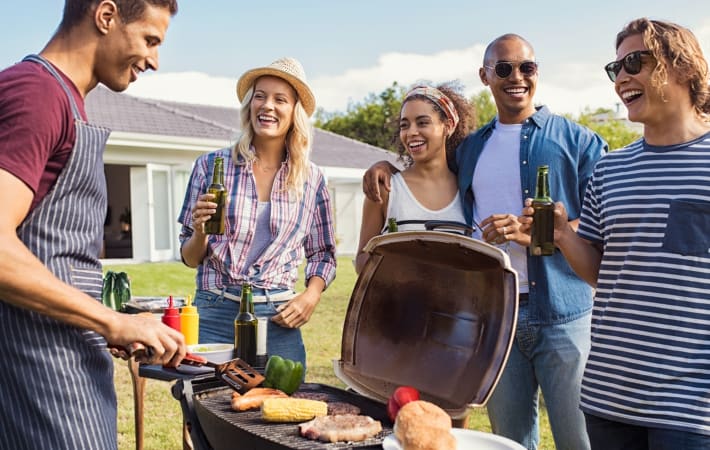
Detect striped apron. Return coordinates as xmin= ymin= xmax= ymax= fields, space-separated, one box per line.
xmin=0 ymin=55 xmax=117 ymax=449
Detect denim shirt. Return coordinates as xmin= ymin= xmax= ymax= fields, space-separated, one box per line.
xmin=455 ymin=106 xmax=607 ymax=324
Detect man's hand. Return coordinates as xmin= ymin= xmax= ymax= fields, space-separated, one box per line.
xmin=520 ymin=199 xmax=575 ymax=245
xmin=480 ymin=213 xmax=530 ymax=247
xmin=362 ymin=161 xmax=399 ymax=203
xmin=105 ymin=312 xmax=186 ymax=367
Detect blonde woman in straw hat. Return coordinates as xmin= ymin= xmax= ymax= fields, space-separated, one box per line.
xmin=178 ymin=57 xmax=336 ymax=369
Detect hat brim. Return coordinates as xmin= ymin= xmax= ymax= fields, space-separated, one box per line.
xmin=236 ymin=67 xmax=316 ymax=117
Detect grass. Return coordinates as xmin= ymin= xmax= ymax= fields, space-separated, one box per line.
xmin=107 ymin=258 xmax=553 ymax=449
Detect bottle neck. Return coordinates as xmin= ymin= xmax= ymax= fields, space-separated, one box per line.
xmin=212 ymin=159 xmax=224 ymax=185
xmin=239 ymin=285 xmax=252 ymax=314
xmin=535 ymin=170 xmax=551 ymax=200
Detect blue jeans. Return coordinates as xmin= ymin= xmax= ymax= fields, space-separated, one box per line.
xmin=487 ymin=301 xmax=591 ymax=450
xmin=193 ymin=287 xmax=307 ymax=370
xmin=585 ymin=413 xmax=710 ymax=450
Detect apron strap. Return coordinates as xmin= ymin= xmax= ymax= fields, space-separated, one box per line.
xmin=22 ymin=54 xmax=83 ymax=121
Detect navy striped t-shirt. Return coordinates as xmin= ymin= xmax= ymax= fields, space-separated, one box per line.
xmin=578 ymin=131 xmax=710 ymax=435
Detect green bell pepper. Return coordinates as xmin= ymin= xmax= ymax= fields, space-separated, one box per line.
xmin=262 ymin=355 xmax=304 ymax=395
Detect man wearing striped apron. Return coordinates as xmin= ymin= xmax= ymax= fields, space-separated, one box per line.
xmin=0 ymin=2 xmax=183 ymax=449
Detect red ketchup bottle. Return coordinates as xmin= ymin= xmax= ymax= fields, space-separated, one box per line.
xmin=161 ymin=295 xmax=181 ymax=332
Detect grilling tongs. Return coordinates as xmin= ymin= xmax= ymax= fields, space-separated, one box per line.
xmin=111 ymin=343 xmax=265 ymax=392
xmin=180 ymin=353 xmax=265 ymax=392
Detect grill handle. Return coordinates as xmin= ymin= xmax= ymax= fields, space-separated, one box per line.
xmin=424 ymin=220 xmax=475 ymax=237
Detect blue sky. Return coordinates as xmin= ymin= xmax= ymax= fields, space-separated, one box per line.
xmin=1 ymin=1 xmax=709 ymax=116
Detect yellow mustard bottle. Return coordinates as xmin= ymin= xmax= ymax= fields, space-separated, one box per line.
xmin=180 ymin=295 xmax=199 ymax=346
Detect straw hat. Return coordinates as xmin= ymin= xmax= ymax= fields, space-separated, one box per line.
xmin=236 ymin=57 xmax=316 ymax=116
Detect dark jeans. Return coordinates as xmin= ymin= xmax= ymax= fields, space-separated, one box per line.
xmin=585 ymin=413 xmax=710 ymax=450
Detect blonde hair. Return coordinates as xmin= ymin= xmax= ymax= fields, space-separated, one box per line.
xmin=616 ymin=18 xmax=710 ymax=118
xmin=233 ymin=84 xmax=313 ymax=198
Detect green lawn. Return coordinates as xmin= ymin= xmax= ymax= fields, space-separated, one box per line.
xmin=107 ymin=258 xmax=553 ymax=449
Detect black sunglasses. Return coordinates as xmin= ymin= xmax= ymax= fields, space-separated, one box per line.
xmin=484 ymin=61 xmax=538 ymax=79
xmin=604 ymin=50 xmax=653 ymax=82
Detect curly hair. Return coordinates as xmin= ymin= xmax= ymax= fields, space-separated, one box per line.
xmin=60 ymin=0 xmax=178 ymax=31
xmin=233 ymin=84 xmax=313 ymax=199
xmin=396 ymin=81 xmax=476 ymax=169
xmin=616 ymin=18 xmax=710 ymax=117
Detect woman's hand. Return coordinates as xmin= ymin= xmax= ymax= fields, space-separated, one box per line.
xmin=271 ymin=277 xmax=325 ymax=328
xmin=271 ymin=291 xmax=319 ymax=329
xmin=190 ymin=193 xmax=218 ymax=234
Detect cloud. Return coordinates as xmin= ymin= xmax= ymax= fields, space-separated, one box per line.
xmin=310 ymin=45 xmax=486 ymax=111
xmin=126 ymin=30 xmax=710 ymax=118
xmin=126 ymin=72 xmax=239 ymax=108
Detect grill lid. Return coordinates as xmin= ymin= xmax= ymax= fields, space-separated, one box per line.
xmin=335 ymin=231 xmax=518 ymax=417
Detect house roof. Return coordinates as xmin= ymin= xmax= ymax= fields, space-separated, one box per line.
xmin=86 ymin=86 xmax=400 ymax=170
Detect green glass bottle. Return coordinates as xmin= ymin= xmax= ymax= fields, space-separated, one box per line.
xmin=530 ymin=165 xmax=555 ymax=256
xmin=204 ymin=157 xmax=226 ymax=235
xmin=387 ymin=217 xmax=398 ymax=232
xmin=234 ymin=283 xmax=257 ymax=365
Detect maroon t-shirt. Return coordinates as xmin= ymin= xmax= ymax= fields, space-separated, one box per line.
xmin=0 ymin=58 xmax=87 ymax=212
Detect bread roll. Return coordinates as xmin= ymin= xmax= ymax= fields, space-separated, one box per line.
xmin=394 ymin=400 xmax=456 ymax=450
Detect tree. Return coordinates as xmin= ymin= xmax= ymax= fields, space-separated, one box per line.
xmin=314 ymin=82 xmax=406 ymax=153
xmin=572 ymin=107 xmax=641 ymax=150
xmin=470 ymin=90 xmax=497 ymax=128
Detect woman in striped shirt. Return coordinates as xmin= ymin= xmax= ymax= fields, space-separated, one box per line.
xmin=178 ymin=58 xmax=336 ymax=370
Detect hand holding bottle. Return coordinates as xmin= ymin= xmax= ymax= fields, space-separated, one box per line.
xmin=520 ymin=199 xmax=573 ymax=247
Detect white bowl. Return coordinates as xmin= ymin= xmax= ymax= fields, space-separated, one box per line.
xmin=187 ymin=343 xmax=235 ymax=363
xmin=382 ymin=428 xmax=526 ymax=450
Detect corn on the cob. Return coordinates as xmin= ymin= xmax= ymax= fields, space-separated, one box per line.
xmin=261 ymin=397 xmax=328 ymax=422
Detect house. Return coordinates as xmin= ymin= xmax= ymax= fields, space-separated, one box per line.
xmin=86 ymin=86 xmax=400 ymax=262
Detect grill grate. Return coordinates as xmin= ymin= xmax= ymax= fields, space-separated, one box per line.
xmin=194 ymin=383 xmax=392 ymax=450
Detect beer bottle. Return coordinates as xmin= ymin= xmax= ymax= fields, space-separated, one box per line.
xmin=204 ymin=156 xmax=226 ymax=235
xmin=530 ymin=165 xmax=555 ymax=256
xmin=234 ymin=283 xmax=257 ymax=365
xmin=387 ymin=217 xmax=398 ymax=232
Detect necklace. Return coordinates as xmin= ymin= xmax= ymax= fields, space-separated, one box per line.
xmin=254 ymin=157 xmax=282 ymax=172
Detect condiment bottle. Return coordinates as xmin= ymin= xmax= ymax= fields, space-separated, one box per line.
xmin=204 ymin=156 xmax=226 ymax=235
xmin=530 ymin=165 xmax=555 ymax=256
xmin=161 ymin=295 xmax=181 ymax=332
xmin=180 ymin=295 xmax=199 ymax=345
xmin=234 ymin=283 xmax=257 ymax=365
xmin=256 ymin=317 xmax=268 ymax=367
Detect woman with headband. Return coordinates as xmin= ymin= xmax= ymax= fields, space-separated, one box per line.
xmin=355 ymin=82 xmax=474 ymax=273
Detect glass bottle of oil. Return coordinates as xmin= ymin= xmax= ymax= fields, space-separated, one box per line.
xmin=234 ymin=283 xmax=257 ymax=365
xmin=204 ymin=156 xmax=226 ymax=235
xmin=530 ymin=165 xmax=555 ymax=256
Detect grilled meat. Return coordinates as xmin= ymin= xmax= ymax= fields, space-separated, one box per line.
xmin=299 ymin=414 xmax=382 ymax=443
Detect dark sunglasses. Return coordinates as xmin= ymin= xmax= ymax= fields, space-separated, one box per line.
xmin=604 ymin=50 xmax=653 ymax=82
xmin=484 ymin=61 xmax=538 ymax=79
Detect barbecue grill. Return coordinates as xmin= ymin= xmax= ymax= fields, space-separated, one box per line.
xmin=170 ymin=230 xmax=518 ymax=449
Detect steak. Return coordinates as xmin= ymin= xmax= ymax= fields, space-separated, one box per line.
xmin=299 ymin=414 xmax=382 ymax=443
xmin=327 ymin=401 xmax=361 ymax=416
xmin=291 ymin=391 xmax=330 ymax=402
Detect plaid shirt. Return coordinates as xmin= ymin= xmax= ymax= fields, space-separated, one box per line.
xmin=178 ymin=148 xmax=336 ymax=291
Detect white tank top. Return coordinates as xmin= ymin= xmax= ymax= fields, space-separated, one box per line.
xmin=385 ymin=172 xmax=466 ymax=232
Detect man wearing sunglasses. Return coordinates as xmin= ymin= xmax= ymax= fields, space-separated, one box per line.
xmin=363 ymin=33 xmax=607 ymax=450
xmin=530 ymin=18 xmax=710 ymax=450
xmin=453 ymin=33 xmax=606 ymax=450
